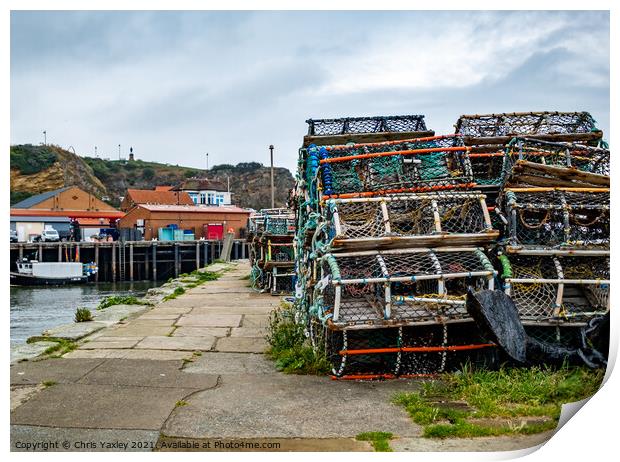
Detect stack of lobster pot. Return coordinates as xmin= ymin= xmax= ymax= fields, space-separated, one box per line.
xmin=292 ymin=115 xmax=501 ymax=379
xmin=247 ymin=208 xmax=296 ymax=295
xmin=496 ymin=137 xmax=609 ymax=347
xmin=454 ymin=111 xmax=605 ymax=209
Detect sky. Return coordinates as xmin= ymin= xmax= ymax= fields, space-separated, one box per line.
xmin=10 ymin=10 xmax=610 ymax=174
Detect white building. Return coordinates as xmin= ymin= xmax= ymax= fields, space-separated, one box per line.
xmin=174 ymin=178 xmax=232 ymax=206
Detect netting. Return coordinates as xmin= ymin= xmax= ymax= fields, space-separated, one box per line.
xmin=306 ymin=115 xmax=427 ymax=136
xmin=317 ymin=248 xmax=495 ymax=327
xmin=247 ymin=208 xmax=295 ymax=294
xmin=468 ymin=152 xmax=506 ymax=186
xmin=324 ymin=192 xmax=497 ymax=248
xmin=313 ymin=135 xmax=473 ymax=198
xmin=316 ymin=322 xmax=498 ymax=378
xmin=504 ymin=254 xmax=609 ymax=322
xmin=504 ymin=138 xmax=610 ymax=187
xmin=455 ymin=112 xmax=599 ymax=137
xmin=505 ymin=188 xmax=609 ymax=248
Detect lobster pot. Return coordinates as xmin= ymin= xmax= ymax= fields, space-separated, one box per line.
xmin=505 ymin=188 xmax=609 ymax=249
xmin=503 ymin=253 xmax=609 ymax=323
xmin=318 ymin=248 xmax=496 ymax=328
xmin=455 ymin=112 xmax=598 ymax=138
xmin=266 ymin=241 xmax=295 ymax=263
xmin=324 ymin=192 xmax=497 ymax=249
xmin=467 ymin=152 xmax=506 ymax=187
xmin=317 ymin=322 xmax=497 ymax=378
xmin=312 ymin=135 xmax=473 ymax=198
xmin=306 ymin=115 xmax=427 ymax=136
xmin=270 ymin=266 xmax=295 ymax=295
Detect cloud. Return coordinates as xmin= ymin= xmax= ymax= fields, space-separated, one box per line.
xmin=10 ymin=11 xmax=609 ymax=174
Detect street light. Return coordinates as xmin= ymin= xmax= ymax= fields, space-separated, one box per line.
xmin=206 ymin=153 xmax=209 ymax=172
xmin=43 ymin=131 xmax=47 ymax=145
xmin=118 ymin=144 xmax=121 ymax=160
xmin=269 ymin=144 xmax=275 ymax=209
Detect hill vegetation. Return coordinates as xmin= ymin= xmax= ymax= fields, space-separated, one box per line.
xmin=10 ymin=144 xmax=294 ymax=210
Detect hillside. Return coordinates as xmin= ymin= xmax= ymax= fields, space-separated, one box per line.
xmin=10 ymin=144 xmax=294 ymax=210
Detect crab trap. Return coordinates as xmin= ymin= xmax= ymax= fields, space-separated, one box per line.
xmin=455 ymin=111 xmax=600 ymax=139
xmin=306 ymin=115 xmax=428 ymax=136
xmin=504 ymin=188 xmax=609 ymax=249
xmin=504 ymin=138 xmax=610 ymax=188
xmin=314 ymin=247 xmax=496 ymax=328
xmin=311 ymin=135 xmax=474 ymax=199
xmin=322 ymin=192 xmax=498 ymax=250
xmin=500 ymin=250 xmax=609 ymax=325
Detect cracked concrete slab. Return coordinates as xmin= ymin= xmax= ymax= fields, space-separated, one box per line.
xmin=182 ymin=353 xmax=277 ymax=375
xmin=11 ymin=385 xmax=45 ymax=411
xmin=173 ymin=327 xmax=229 ymax=337
xmin=240 ymin=315 xmax=270 ymax=328
xmin=135 ymin=336 xmax=216 ymax=351
xmin=11 ymin=383 xmax=196 ymax=430
xmin=81 ymin=339 xmax=141 ymax=349
xmin=155 ymin=436 xmax=371 ymax=452
xmin=11 ymin=358 xmax=106 ymax=385
xmin=190 ymin=306 xmax=272 ymax=316
xmin=11 ymin=426 xmax=160 ymax=452
xmin=176 ymin=314 xmax=242 ymax=328
xmin=162 ymin=374 xmax=422 ymax=438
xmin=78 ymin=359 xmax=219 ymax=389
xmin=30 ymin=322 xmax=107 ymax=342
xmin=11 ymin=341 xmax=59 ymax=364
xmin=215 ymin=337 xmax=267 ymax=353
xmin=101 ymin=325 xmax=174 ymax=337
xmin=63 ymin=348 xmax=195 ymax=361
xmin=230 ymin=327 xmax=267 ymax=337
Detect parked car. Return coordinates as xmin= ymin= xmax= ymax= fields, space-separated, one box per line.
xmin=10 ymin=229 xmax=17 ymax=243
xmin=40 ymin=229 xmax=60 ymax=242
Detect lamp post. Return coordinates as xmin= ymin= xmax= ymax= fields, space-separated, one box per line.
xmin=43 ymin=131 xmax=47 ymax=145
xmin=94 ymin=146 xmax=98 ymax=157
xmin=118 ymin=144 xmax=121 ymax=160
xmin=269 ymin=144 xmax=275 ymax=209
xmin=206 ymin=153 xmax=209 ymax=172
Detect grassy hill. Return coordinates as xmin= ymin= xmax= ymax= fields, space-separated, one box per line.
xmin=10 ymin=144 xmax=294 ymax=209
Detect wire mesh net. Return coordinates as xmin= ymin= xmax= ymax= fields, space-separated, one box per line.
xmin=317 ymin=322 xmax=498 ymax=377
xmin=320 ymin=249 xmax=495 ymax=327
xmin=455 ymin=112 xmax=598 ymax=137
xmin=325 ymin=192 xmax=495 ymax=245
xmin=306 ymin=115 xmax=427 ymax=136
xmin=505 ymin=189 xmax=609 ymax=248
xmin=468 ymin=153 xmax=506 ymax=186
xmin=506 ymin=254 xmax=609 ymax=322
xmin=316 ymin=136 xmax=473 ymax=197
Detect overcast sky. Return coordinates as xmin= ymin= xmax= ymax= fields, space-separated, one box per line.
xmin=10 ymin=10 xmax=609 ymax=173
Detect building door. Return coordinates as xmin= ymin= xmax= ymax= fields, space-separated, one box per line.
xmin=204 ymin=223 xmax=224 ymax=240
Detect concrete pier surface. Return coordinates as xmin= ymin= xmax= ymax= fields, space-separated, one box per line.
xmin=10 ymin=261 xmax=553 ymax=452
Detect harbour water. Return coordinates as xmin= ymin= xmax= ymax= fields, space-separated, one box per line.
xmin=10 ymin=281 xmax=160 ymax=346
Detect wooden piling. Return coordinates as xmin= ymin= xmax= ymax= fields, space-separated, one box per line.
xmin=58 ymin=245 xmax=62 ymax=262
xmin=129 ymin=243 xmax=134 ymax=281
xmin=196 ymin=242 xmax=200 ymax=270
xmin=19 ymin=244 xmax=23 ymax=261
xmin=112 ymin=242 xmax=117 ymax=282
xmin=95 ymin=244 xmax=99 ymax=282
xmin=38 ymin=244 xmax=43 ymax=261
xmin=174 ymin=243 xmax=180 ymax=278
xmin=152 ymin=243 xmax=157 ymax=281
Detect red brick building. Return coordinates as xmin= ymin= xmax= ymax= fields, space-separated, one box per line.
xmin=120 ymin=188 xmax=194 ymax=212
xmin=118 ymin=204 xmax=251 ymax=240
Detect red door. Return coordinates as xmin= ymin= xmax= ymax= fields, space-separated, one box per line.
xmin=204 ymin=223 xmax=224 ymax=240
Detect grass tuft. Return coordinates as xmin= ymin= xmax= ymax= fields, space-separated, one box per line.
xmin=98 ymin=295 xmax=148 ymax=310
xmin=163 ymin=287 xmax=186 ymax=301
xmin=266 ymin=303 xmax=331 ymax=375
xmin=355 ymin=432 xmax=394 ymax=452
xmin=74 ymin=307 xmax=93 ymax=323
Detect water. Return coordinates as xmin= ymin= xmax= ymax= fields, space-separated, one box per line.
xmin=10 ymin=281 xmax=160 ymax=346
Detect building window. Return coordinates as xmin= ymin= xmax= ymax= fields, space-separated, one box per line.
xmin=199 ymin=193 xmax=207 ymax=205
xmin=207 ymin=192 xmax=215 ymax=205
xmin=188 ymin=193 xmax=199 ymax=204
xmin=216 ymin=194 xmax=224 ymax=205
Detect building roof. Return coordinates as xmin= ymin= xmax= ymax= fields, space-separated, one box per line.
xmin=135 ymin=204 xmax=249 ymax=214
xmin=11 ymin=186 xmax=72 ymax=209
xmin=155 ymin=185 xmax=174 ymax=191
xmin=174 ymin=178 xmax=228 ymax=192
xmin=125 ymin=189 xmax=194 ymax=206
xmin=10 ymin=215 xmax=71 ymax=223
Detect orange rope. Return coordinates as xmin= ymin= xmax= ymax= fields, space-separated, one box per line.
xmin=338 ymin=343 xmax=495 ymax=356
xmin=320 ymin=146 xmax=468 ymax=164
xmin=322 ymin=183 xmax=477 ymax=200
xmin=469 ymin=152 xmax=504 ymax=158
xmin=324 ymin=134 xmax=460 ymax=151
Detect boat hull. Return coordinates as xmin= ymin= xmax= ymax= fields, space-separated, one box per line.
xmin=10 ymin=272 xmax=88 ymax=286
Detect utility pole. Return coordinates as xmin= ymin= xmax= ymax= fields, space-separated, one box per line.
xmin=118 ymin=144 xmax=121 ymax=160
xmin=43 ymin=131 xmax=47 ymax=145
xmin=269 ymin=144 xmax=275 ymax=209
xmin=206 ymin=153 xmax=209 ymax=172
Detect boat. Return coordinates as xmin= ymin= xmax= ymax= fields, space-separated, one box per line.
xmin=10 ymin=259 xmax=98 ymax=286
